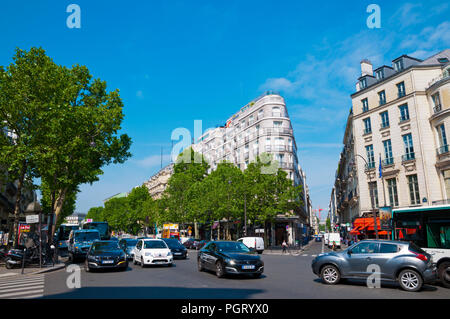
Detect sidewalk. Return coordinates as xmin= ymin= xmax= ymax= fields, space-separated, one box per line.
xmin=0 ymin=257 xmax=67 ymax=277
xmin=263 ymin=240 xmax=316 ymax=255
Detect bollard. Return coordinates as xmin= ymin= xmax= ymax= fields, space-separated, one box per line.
xmin=21 ymin=248 xmax=26 ymax=275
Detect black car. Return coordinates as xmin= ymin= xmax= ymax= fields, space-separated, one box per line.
xmin=85 ymin=240 xmax=128 ymax=272
xmin=162 ymin=238 xmax=188 ymax=259
xmin=119 ymin=238 xmax=139 ymax=260
xmin=198 ymin=241 xmax=264 ymax=278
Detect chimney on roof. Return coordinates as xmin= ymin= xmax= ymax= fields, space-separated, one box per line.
xmin=361 ymin=59 xmax=373 ymax=77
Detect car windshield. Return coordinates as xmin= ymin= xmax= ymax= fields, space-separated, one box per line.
xmin=164 ymin=239 xmax=183 ymax=248
xmin=75 ymin=232 xmax=99 ymax=241
xmin=144 ymin=241 xmax=167 ymax=249
xmin=124 ymin=239 xmax=138 ymax=246
xmin=91 ymin=242 xmax=119 ymax=251
xmin=84 ymin=223 xmax=108 ymax=237
xmin=60 ymin=226 xmax=78 ymax=240
xmin=216 ymin=242 xmax=251 ymax=253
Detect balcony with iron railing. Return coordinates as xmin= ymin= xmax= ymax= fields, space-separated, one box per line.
xmin=433 ymin=104 xmax=442 ymax=114
xmin=437 ymin=145 xmax=449 ymax=156
xmin=428 ymin=72 xmax=450 ymax=88
xmin=402 ymin=152 xmax=415 ymax=162
xmin=365 ymin=162 xmax=375 ymax=171
xmin=382 ymin=157 xmax=394 ymax=167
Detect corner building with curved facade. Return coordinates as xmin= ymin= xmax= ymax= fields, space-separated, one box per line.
xmin=191 ymin=92 xmax=313 ymax=246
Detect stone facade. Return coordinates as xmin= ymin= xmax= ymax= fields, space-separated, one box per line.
xmin=143 ymin=164 xmax=174 ymax=199
xmin=333 ymin=49 xmax=450 ymax=226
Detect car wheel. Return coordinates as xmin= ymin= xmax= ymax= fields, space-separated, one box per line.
xmin=320 ymin=265 xmax=341 ymax=285
xmin=197 ymin=258 xmax=204 ymax=272
xmin=141 ymin=257 xmax=145 ymax=268
xmin=168 ymin=262 xmax=173 ymax=267
xmin=68 ymin=252 xmax=73 ymax=263
xmin=438 ymin=262 xmax=450 ymax=288
xmin=398 ymin=269 xmax=423 ymax=292
xmin=216 ymin=261 xmax=225 ymax=278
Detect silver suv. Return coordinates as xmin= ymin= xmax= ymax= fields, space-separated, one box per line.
xmin=311 ymin=240 xmax=437 ymax=292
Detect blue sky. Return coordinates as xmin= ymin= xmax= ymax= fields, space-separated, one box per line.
xmin=1 ymin=1 xmax=449 ymax=218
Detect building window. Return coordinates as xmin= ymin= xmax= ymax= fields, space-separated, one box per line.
xmin=397 ymin=82 xmax=406 ymax=98
xmin=272 ymin=106 xmax=281 ymax=117
xmin=360 ymin=78 xmax=367 ymax=89
xmin=383 ymin=139 xmax=393 ymax=165
xmin=248 ymin=115 xmax=254 ymax=125
xmin=380 ymin=111 xmax=389 ymax=128
xmin=432 ymin=93 xmax=442 ymax=113
xmin=363 ymin=117 xmax=372 ymax=134
xmin=399 ymin=104 xmax=410 ymax=122
xmin=369 ymin=182 xmax=379 ymax=208
xmin=402 ymin=133 xmax=415 ymax=161
xmin=437 ymin=124 xmax=449 ymax=155
xmin=394 ymin=59 xmax=404 ymax=72
xmin=362 ymin=98 xmax=369 ymax=112
xmin=387 ymin=178 xmax=399 ymax=207
xmin=258 ymin=109 xmax=264 ymax=119
xmin=376 ymin=69 xmax=385 ymax=80
xmin=408 ymin=175 xmax=420 ymax=205
xmin=378 ymin=90 xmax=386 ymax=105
xmin=366 ymin=144 xmax=375 ymax=169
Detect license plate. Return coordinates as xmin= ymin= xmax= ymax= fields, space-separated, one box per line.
xmin=242 ymin=265 xmax=255 ymax=270
xmin=102 ymin=260 xmax=114 ymax=264
xmin=174 ymin=253 xmax=182 ymax=255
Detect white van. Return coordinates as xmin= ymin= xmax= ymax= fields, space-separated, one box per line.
xmin=323 ymin=233 xmax=330 ymax=246
xmin=237 ymin=237 xmax=264 ymax=254
xmin=327 ymin=233 xmax=341 ymax=249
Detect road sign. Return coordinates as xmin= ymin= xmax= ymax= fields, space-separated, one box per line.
xmin=26 ymin=215 xmax=39 ymax=224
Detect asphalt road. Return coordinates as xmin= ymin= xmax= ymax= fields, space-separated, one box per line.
xmin=38 ymin=241 xmax=450 ymax=299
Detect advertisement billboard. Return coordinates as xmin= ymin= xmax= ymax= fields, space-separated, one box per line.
xmin=379 ymin=206 xmax=392 ymax=230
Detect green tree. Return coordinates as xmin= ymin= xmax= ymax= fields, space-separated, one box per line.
xmin=86 ymin=206 xmax=104 ymax=222
xmin=0 ymin=47 xmax=61 ymax=245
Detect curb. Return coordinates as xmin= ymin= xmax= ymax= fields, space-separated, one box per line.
xmin=0 ymin=263 xmax=66 ymax=277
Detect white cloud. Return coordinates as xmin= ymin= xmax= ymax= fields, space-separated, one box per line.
xmin=135 ymin=154 xmax=172 ymax=168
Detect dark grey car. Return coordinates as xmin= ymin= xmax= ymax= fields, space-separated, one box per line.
xmin=311 ymin=240 xmax=437 ymax=292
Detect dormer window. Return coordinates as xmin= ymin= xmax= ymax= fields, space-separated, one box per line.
xmin=438 ymin=58 xmax=449 ymax=64
xmin=375 ymin=69 xmax=385 ymax=80
xmin=360 ymin=78 xmax=367 ymax=89
xmin=394 ymin=59 xmax=404 ymax=72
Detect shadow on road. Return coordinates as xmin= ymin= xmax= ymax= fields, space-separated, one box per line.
xmin=41 ymin=286 xmax=265 ymax=299
xmin=312 ymin=278 xmax=438 ymax=292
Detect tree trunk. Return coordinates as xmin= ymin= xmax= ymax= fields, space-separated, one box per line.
xmin=50 ymin=188 xmax=68 ymax=244
xmin=11 ymin=169 xmax=25 ymax=249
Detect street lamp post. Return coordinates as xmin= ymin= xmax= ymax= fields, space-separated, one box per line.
xmin=354 ymin=154 xmax=379 ymax=240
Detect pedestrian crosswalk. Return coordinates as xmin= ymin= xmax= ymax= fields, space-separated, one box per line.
xmin=0 ymin=274 xmax=45 ymax=299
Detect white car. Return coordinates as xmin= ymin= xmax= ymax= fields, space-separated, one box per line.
xmin=133 ymin=239 xmax=173 ymax=267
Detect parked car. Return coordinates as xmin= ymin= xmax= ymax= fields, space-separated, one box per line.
xmin=133 ymin=239 xmax=173 ymax=267
xmin=183 ymin=238 xmax=200 ymax=249
xmin=194 ymin=240 xmax=209 ymax=250
xmin=198 ymin=241 xmax=264 ymax=278
xmin=162 ymin=238 xmax=188 ymax=259
xmin=85 ymin=240 xmax=128 ymax=272
xmin=311 ymin=240 xmax=437 ymax=292
xmin=237 ymin=237 xmax=264 ymax=254
xmin=119 ymin=238 xmax=139 ymax=260
xmin=68 ymin=229 xmax=101 ymax=262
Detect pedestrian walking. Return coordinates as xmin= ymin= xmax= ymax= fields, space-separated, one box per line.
xmin=282 ymin=240 xmax=287 ymax=254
